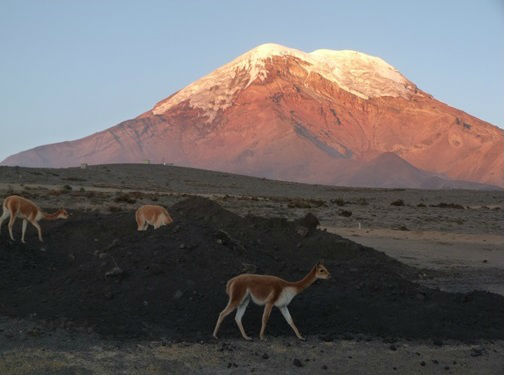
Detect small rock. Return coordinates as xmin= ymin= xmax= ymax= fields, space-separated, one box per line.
xmin=241 ymin=263 xmax=257 ymax=273
xmin=104 ymin=238 xmax=119 ymax=250
xmin=296 ymin=226 xmax=309 ymax=237
xmin=293 ymin=358 xmax=303 ymax=367
xmin=105 ymin=266 xmax=123 ymax=277
xmin=173 ymin=290 xmax=183 ymax=299
xmin=104 ymin=291 xmax=113 ymax=300
xmin=319 ymin=334 xmax=333 ymax=342
xmin=432 ymin=360 xmax=439 ymax=364
xmin=262 ymin=353 xmax=269 ymax=359
xmin=445 ymin=366 xmax=450 ymax=370
xmin=98 ymin=253 xmax=108 ymax=259
xmin=420 ymin=361 xmax=426 ymax=366
xmin=482 ymin=259 xmax=488 ymax=263
xmin=470 ymin=347 xmax=485 ymax=357
xmin=179 ymin=243 xmax=186 ymax=249
xmin=389 ymin=345 xmax=397 ymax=351
xmin=338 ymin=209 xmax=352 ymax=217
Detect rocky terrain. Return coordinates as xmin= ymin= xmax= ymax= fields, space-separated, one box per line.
xmin=0 ymin=164 xmax=502 ymax=373
xmin=2 ymin=43 xmax=503 ymax=188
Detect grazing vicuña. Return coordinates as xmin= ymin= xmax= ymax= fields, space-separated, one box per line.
xmin=0 ymin=195 xmax=69 ymax=243
xmin=135 ymin=204 xmax=173 ymax=231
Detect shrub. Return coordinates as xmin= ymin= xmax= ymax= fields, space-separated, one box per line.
xmin=331 ymin=198 xmax=346 ymax=206
xmin=338 ymin=209 xmax=352 ymax=217
xmin=355 ymin=198 xmax=369 ymax=206
xmin=114 ymin=193 xmax=136 ymax=204
xmin=430 ymin=203 xmax=464 ymax=209
xmin=391 ymin=199 xmax=405 ymax=206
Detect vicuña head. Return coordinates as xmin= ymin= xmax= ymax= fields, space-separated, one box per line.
xmin=47 ymin=208 xmax=69 ymax=220
xmin=315 ymin=262 xmax=331 ymax=279
xmin=0 ymin=195 xmax=69 ymax=243
xmin=213 ymin=262 xmax=331 ymax=341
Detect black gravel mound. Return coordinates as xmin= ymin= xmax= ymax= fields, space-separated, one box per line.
xmin=0 ymin=197 xmax=502 ymax=341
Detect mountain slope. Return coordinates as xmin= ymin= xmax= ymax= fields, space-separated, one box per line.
xmin=2 ymin=43 xmax=503 ymax=188
xmin=342 ymin=152 xmax=496 ymax=189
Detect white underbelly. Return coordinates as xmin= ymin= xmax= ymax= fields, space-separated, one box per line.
xmin=274 ymin=287 xmax=297 ymax=307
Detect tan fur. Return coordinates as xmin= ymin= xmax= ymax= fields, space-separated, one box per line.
xmin=135 ymin=205 xmax=173 ymax=231
xmin=0 ymin=195 xmax=69 ymax=243
xmin=213 ymin=263 xmax=330 ymax=340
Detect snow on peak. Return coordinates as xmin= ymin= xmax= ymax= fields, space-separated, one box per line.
xmin=308 ymin=49 xmax=413 ymax=99
xmin=152 ymin=43 xmax=415 ymax=120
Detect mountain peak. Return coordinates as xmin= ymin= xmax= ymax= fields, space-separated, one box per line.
xmin=152 ymin=43 xmax=417 ymax=120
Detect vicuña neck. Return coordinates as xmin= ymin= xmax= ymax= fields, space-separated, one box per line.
xmin=43 ymin=211 xmax=61 ymax=220
xmin=291 ymin=266 xmax=317 ymax=293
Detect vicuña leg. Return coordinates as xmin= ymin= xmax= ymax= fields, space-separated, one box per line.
xmin=259 ymin=303 xmax=273 ymax=340
xmin=279 ymin=306 xmax=305 ymax=340
xmin=21 ymin=219 xmax=27 ymax=244
xmin=235 ymin=297 xmax=251 ymax=340
xmin=0 ymin=210 xmax=9 ymax=235
xmin=213 ymin=299 xmax=238 ymax=339
xmin=8 ymin=214 xmax=16 ymax=241
xmin=30 ymin=220 xmax=43 ymax=242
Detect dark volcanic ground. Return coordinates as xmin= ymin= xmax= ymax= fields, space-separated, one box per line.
xmin=0 ymin=197 xmax=502 ymax=343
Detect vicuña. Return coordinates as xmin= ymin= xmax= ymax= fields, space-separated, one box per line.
xmin=0 ymin=195 xmax=69 ymax=243
xmin=213 ymin=263 xmax=331 ymax=340
xmin=135 ymin=204 xmax=173 ymax=231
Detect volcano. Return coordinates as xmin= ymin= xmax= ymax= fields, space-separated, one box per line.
xmin=2 ymin=43 xmax=502 ymax=188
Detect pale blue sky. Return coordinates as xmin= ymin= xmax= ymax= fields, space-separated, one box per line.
xmin=0 ymin=0 xmax=503 ymax=161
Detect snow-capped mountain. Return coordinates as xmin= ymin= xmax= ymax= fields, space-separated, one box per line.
xmin=2 ymin=43 xmax=503 ymax=188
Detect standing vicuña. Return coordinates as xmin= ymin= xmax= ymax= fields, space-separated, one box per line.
xmin=0 ymin=195 xmax=69 ymax=243
xmin=135 ymin=205 xmax=173 ymax=231
xmin=213 ymin=263 xmax=331 ymax=341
